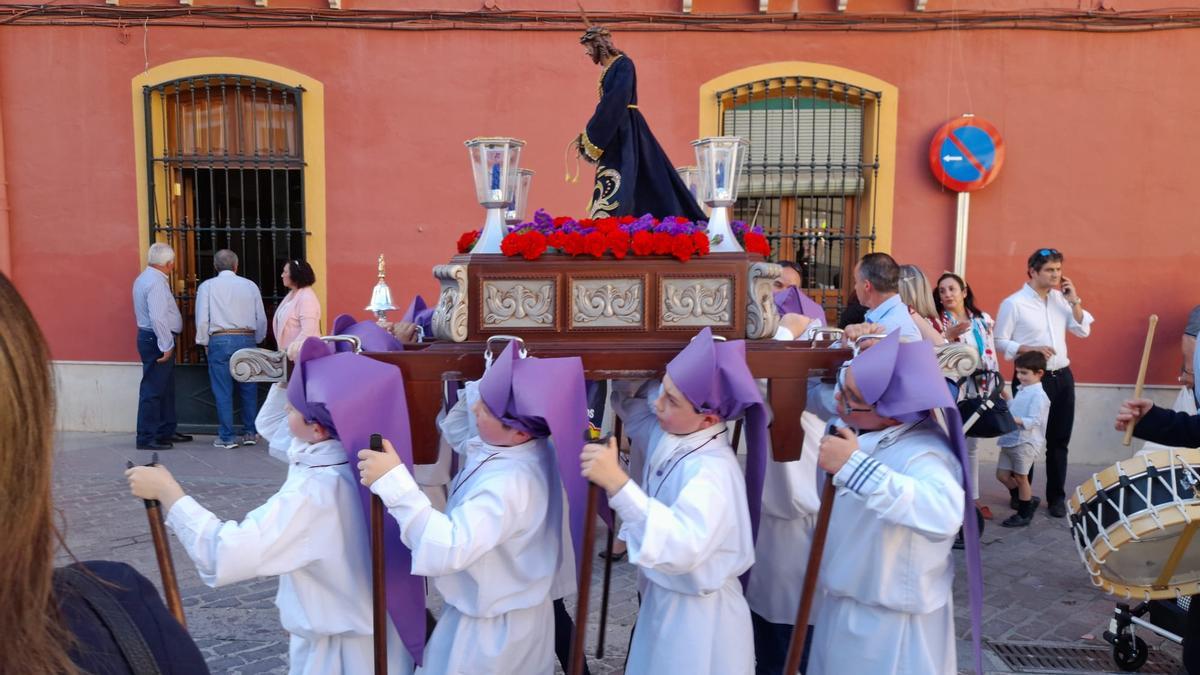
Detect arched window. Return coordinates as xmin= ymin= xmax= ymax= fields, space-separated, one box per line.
xmin=716 ymin=76 xmax=884 ymax=317
xmin=144 ymin=75 xmax=307 ymax=363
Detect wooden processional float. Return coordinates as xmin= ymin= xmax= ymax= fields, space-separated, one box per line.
xmin=226 ymin=248 xmax=983 ymax=675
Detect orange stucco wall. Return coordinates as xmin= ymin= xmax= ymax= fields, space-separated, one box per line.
xmin=0 ymin=5 xmax=1195 ymax=386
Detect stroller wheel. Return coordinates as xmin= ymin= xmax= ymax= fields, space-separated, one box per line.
xmin=1112 ymin=635 xmax=1149 ymax=672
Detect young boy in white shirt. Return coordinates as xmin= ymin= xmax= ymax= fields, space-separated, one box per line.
xmin=581 ymin=327 xmax=768 ymax=675
xmin=127 ymin=338 xmax=417 ymax=675
xmin=357 ymin=341 xmax=588 ymax=675
xmin=997 ymin=350 xmax=1052 ymax=527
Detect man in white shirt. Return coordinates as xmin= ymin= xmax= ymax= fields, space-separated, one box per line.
xmin=133 ymin=242 xmax=189 ymax=451
xmin=195 ymin=249 xmax=267 ymax=448
xmin=993 ymin=248 xmax=1094 ymax=518
xmin=843 ymin=252 xmax=922 ymax=343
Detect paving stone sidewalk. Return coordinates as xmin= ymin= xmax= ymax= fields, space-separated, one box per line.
xmin=54 ymin=431 xmax=1183 ymax=674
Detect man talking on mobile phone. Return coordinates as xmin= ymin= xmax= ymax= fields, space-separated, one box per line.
xmin=994 ymin=248 xmax=1095 ymax=519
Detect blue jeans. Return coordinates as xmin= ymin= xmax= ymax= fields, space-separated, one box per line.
xmin=206 ymin=333 xmax=258 ymax=443
xmin=136 ymin=329 xmax=177 ymax=444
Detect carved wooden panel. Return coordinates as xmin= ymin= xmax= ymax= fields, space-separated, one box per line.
xmin=659 ymin=277 xmax=733 ymax=328
xmin=480 ymin=279 xmax=556 ymax=329
xmin=570 ymin=277 xmax=645 ymax=329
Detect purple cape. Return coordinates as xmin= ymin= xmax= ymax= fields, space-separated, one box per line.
xmin=286 ymin=337 xmax=427 ymax=665
xmin=773 ymin=286 xmax=825 ymax=322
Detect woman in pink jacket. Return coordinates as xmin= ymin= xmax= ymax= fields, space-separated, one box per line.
xmin=274 ymin=259 xmax=321 ymax=361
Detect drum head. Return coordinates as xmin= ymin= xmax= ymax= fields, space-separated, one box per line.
xmin=1070 ymin=449 xmax=1200 ymax=600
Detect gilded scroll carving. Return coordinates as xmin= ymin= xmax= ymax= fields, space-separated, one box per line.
xmin=230 ymin=348 xmax=287 ymax=383
xmin=432 ymin=263 xmax=469 ymax=342
xmin=660 ymin=278 xmax=731 ymax=326
xmin=746 ymin=262 xmax=781 ymax=339
xmin=482 ymin=280 xmax=555 ymax=328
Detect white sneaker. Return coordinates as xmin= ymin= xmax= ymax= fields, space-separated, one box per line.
xmin=240 ymin=435 xmax=258 ymax=446
xmin=212 ymin=439 xmax=239 ymax=449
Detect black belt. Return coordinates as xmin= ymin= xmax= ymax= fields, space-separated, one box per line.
xmin=212 ymin=328 xmax=254 ymax=335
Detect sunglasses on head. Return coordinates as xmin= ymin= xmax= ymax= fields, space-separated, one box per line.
xmin=1035 ymin=248 xmax=1060 ymax=257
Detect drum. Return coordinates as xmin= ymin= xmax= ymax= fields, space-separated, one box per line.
xmin=1069 ymin=449 xmax=1200 ymax=600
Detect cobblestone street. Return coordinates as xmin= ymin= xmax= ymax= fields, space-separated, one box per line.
xmin=56 ymin=431 xmax=1184 ymax=674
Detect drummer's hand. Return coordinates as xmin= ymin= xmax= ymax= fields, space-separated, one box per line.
xmin=779 ymin=313 xmax=812 ymax=340
xmin=1115 ymin=398 xmax=1155 ymax=432
xmin=125 ymin=465 xmax=186 ymax=513
xmin=581 ymin=437 xmax=628 ymax=497
xmin=388 ymin=321 xmax=420 ymax=344
xmin=357 ymin=438 xmax=402 ymax=487
xmin=818 ymin=426 xmax=859 ymax=475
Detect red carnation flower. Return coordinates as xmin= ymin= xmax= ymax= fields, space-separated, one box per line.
xmin=562 ymin=232 xmax=586 ymax=256
xmin=744 ymin=232 xmax=771 ymax=257
xmin=619 ymin=215 xmax=637 ymax=225
xmin=631 ymin=231 xmax=654 ymax=256
xmin=607 ymin=230 xmax=631 ymax=260
xmin=548 ymin=231 xmax=567 ymax=250
xmin=584 ymin=232 xmax=608 ymax=258
xmin=500 ymin=232 xmax=525 ymax=257
xmin=652 ymin=232 xmax=674 ymax=256
xmin=594 ymin=217 xmax=619 ymax=234
xmin=692 ymin=232 xmax=711 ymax=256
xmin=457 ymin=230 xmax=480 ymax=254
xmin=554 ymin=216 xmax=574 ymax=227
xmin=521 ymin=231 xmax=548 ymax=260
xmin=671 ymin=236 xmax=696 ymax=263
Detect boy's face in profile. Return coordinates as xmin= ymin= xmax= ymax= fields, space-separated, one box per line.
xmin=286 ymin=402 xmax=328 ymax=443
xmin=1015 ymin=367 xmax=1043 ymax=387
xmin=472 ymin=399 xmax=532 ymax=447
xmin=654 ymin=374 xmax=719 ymax=436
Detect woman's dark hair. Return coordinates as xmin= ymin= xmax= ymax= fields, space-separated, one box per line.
xmin=933 ymin=272 xmax=984 ymax=318
xmin=286 ymin=259 xmax=316 ymax=289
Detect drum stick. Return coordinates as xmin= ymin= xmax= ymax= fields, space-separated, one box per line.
xmin=1123 ymin=315 xmax=1159 ymax=446
xmin=369 ymin=434 xmax=388 ymax=675
xmin=128 ymin=453 xmax=187 ymax=629
xmin=570 ymin=484 xmax=600 ymax=675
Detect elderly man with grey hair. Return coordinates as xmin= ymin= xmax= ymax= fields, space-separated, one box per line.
xmin=133 ymin=242 xmax=190 ymax=450
xmin=195 ymin=249 xmax=267 ymax=448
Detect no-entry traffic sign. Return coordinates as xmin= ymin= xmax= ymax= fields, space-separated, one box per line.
xmin=929 ymin=116 xmax=1005 ymax=192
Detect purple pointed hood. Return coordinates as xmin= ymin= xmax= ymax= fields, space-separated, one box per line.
xmin=402 ymin=296 xmax=435 ymax=338
xmin=330 ymin=313 xmax=404 ymax=353
xmin=477 ymin=341 xmax=596 ymax=579
xmin=845 ymin=330 xmax=984 ymax=674
xmin=283 ymin=336 xmax=427 ymax=665
xmin=773 ymin=287 xmax=825 ymax=322
xmin=664 ymin=327 xmax=769 ymax=545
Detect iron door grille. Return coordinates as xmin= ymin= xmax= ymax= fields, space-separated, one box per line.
xmin=717 ymin=76 xmax=882 ymax=322
xmin=144 ymin=75 xmax=307 ymax=364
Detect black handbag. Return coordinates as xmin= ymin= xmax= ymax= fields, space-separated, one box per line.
xmin=955 ymin=370 xmax=1017 ymax=438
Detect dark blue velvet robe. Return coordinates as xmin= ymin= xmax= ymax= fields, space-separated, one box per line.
xmin=581 ymin=55 xmax=706 ymax=221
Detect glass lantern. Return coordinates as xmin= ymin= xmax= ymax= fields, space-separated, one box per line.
xmin=504 ymin=169 xmax=535 ymax=227
xmin=465 ymin=137 xmax=525 ymax=253
xmin=692 ymin=136 xmax=749 ymax=252
xmin=675 ymin=165 xmax=706 ymax=214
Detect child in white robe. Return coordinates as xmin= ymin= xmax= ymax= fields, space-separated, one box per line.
xmin=127 ymin=339 xmax=413 ymax=675
xmin=809 ymin=332 xmax=981 ymax=675
xmin=582 ymin=327 xmax=764 ymax=675
xmin=358 ymin=341 xmax=588 ymax=675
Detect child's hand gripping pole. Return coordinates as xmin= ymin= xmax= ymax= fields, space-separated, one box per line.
xmin=126 ymin=452 xmax=187 ymax=629
xmin=568 ymin=427 xmax=614 ymax=675
xmin=368 ymin=434 xmax=388 ymax=675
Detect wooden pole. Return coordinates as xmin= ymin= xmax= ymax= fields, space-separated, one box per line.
xmin=1124 ymin=314 xmax=1159 ymax=446
xmin=782 ymin=476 xmax=836 ymax=674
xmin=569 ymin=484 xmax=600 ymax=675
xmin=369 ymin=434 xmax=388 ymax=675
xmin=595 ymin=416 xmax=624 ymax=659
xmin=130 ymin=454 xmax=186 ymax=629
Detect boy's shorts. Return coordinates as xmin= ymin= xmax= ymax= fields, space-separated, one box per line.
xmin=998 ymin=442 xmax=1039 ymax=475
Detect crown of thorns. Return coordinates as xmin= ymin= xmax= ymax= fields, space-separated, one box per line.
xmin=580 ymin=25 xmax=611 ymax=43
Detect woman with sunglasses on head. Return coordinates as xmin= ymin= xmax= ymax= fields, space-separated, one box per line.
xmin=935 ymin=272 xmax=1001 ymax=519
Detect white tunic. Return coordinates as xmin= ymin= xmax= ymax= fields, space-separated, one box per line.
xmin=808 ymin=416 xmax=964 ymax=675
xmin=255 ymin=383 xmax=293 ymax=463
xmin=370 ymin=434 xmax=560 ymax=675
xmin=166 ymin=437 xmax=412 ymax=675
xmin=610 ymin=385 xmax=756 ymax=675
xmin=744 ymin=410 xmax=824 ymax=624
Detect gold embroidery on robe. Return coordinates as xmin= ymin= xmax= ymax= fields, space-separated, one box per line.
xmin=588 ymin=167 xmax=622 ymax=218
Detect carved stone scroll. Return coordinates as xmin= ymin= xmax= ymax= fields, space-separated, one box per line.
xmin=936 ymin=341 xmax=981 ymax=380
xmin=746 ymin=262 xmax=781 ymax=339
xmin=230 ymin=348 xmax=287 ymax=383
xmin=571 ymin=278 xmax=644 ymax=328
xmin=432 ymin=263 xmax=469 ymax=342
xmin=659 ymin=278 xmax=732 ymax=327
